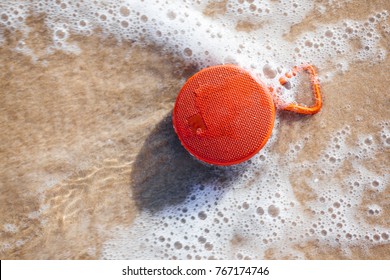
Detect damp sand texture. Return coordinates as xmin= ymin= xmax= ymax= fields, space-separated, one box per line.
xmin=0 ymin=0 xmax=389 ymax=259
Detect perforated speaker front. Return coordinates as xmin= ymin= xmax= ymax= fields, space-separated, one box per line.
xmin=173 ymin=65 xmax=275 ymax=166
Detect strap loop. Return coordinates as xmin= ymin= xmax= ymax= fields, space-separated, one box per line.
xmin=279 ymin=64 xmax=322 ymax=115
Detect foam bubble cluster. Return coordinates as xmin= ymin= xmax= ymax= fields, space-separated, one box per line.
xmin=102 ymin=123 xmax=389 ymax=259
xmin=0 ymin=1 xmax=388 ymax=72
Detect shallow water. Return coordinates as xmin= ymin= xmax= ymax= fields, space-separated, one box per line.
xmin=0 ymin=0 xmax=389 ymax=259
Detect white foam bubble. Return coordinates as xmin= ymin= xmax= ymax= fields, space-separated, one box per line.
xmin=3 ymin=223 xmax=18 ymax=233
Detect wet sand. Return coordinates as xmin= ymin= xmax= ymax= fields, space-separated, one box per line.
xmin=0 ymin=1 xmax=389 ymax=259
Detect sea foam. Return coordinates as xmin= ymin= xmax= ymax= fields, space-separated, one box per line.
xmin=1 ymin=0 xmax=389 ymax=259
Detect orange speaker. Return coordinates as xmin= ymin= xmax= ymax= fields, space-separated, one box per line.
xmin=173 ymin=64 xmax=322 ymax=166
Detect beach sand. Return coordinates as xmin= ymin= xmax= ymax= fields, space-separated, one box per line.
xmin=0 ymin=1 xmax=389 ymax=259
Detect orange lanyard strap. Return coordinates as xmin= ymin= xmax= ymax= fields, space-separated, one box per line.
xmin=278 ymin=64 xmax=322 ymax=115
